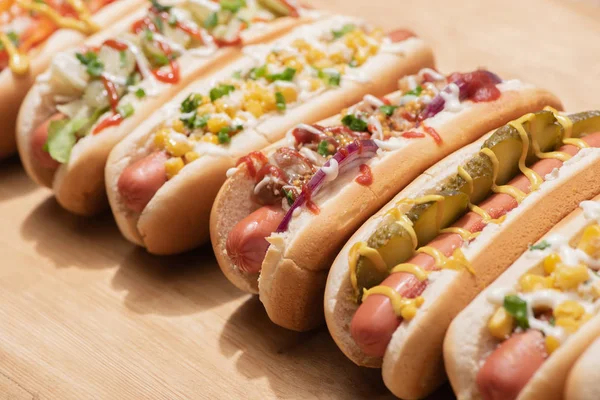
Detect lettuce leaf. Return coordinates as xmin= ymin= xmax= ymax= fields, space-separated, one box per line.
xmin=44 ymin=118 xmax=88 ymax=163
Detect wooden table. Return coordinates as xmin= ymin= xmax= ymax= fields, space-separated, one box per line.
xmin=2 ymin=0 xmax=599 ymax=398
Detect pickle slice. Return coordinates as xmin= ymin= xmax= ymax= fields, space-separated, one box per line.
xmin=569 ymin=110 xmax=600 ymax=137
xmin=445 ymin=155 xmax=494 ymax=204
xmin=355 ymin=221 xmax=414 ymax=300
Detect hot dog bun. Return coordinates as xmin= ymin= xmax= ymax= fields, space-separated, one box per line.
xmin=444 ymin=195 xmax=600 ymax=400
xmin=17 ymin=4 xmax=311 ymax=215
xmin=106 ymin=16 xmax=435 ymax=254
xmin=565 ymin=337 xmax=600 ymax=400
xmin=0 ymin=0 xmax=146 ymax=159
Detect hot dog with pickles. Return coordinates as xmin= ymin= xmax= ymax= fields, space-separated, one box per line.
xmin=324 ymin=109 xmax=600 ymax=399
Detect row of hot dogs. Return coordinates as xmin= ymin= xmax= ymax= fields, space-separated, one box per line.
xmin=4 ymin=0 xmax=600 ymax=399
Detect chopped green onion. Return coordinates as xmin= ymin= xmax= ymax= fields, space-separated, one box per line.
xmin=117 ymin=103 xmax=135 ymax=118
xmin=135 ymin=88 xmax=146 ymax=98
xmin=209 ymin=84 xmax=235 ymax=102
xmin=275 ymin=92 xmax=286 ymax=111
xmin=503 ymin=295 xmax=529 ymax=329
xmin=218 ymin=128 xmax=232 ymax=144
xmin=150 ymin=0 xmax=172 ymax=12
xmin=318 ymin=69 xmax=341 ymax=87
xmin=220 ymin=0 xmax=246 ymax=13
xmin=268 ymin=67 xmax=296 ymax=82
xmin=75 ymin=51 xmax=104 ymax=78
xmin=332 ymin=24 xmax=355 ymax=39
xmin=249 ymin=65 xmax=267 ymax=80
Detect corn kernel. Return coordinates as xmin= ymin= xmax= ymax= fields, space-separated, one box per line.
xmin=291 ymin=38 xmax=310 ymax=51
xmin=244 ymin=99 xmax=264 ymax=117
xmin=165 ymin=137 xmax=193 ymax=157
xmin=266 ymin=53 xmax=278 ymax=63
xmin=555 ymin=317 xmax=581 ymax=333
xmin=487 ymin=307 xmax=515 ymax=340
xmin=519 ymin=274 xmax=552 ymax=292
xmin=544 ymin=253 xmax=561 ymax=274
xmin=165 ymin=157 xmax=184 ymax=179
xmin=554 ymin=300 xmax=585 ymax=320
xmin=201 ymin=134 xmax=219 ymax=144
xmin=197 ymin=103 xmax=216 ymax=115
xmin=313 ymin=58 xmax=334 ymax=69
xmin=214 ymin=99 xmax=237 ymax=118
xmin=591 ymin=282 xmax=600 ymax=299
xmin=353 ymin=49 xmax=369 ymax=66
xmin=577 ymin=224 xmax=600 ymax=256
xmin=201 ymin=95 xmax=211 ymax=104
xmin=276 ymin=86 xmax=297 ymax=103
xmin=306 ymin=48 xmax=326 ymax=64
xmin=284 ymin=57 xmax=303 ymax=72
xmin=554 ymin=264 xmax=589 ymax=290
xmin=330 ymin=52 xmax=346 ymax=64
xmin=545 ymin=335 xmax=560 ymax=354
xmin=309 ymin=78 xmax=323 ymax=91
xmin=153 ymin=128 xmax=170 ymax=149
xmin=184 ymin=151 xmax=200 ymax=164
xmin=171 ymin=119 xmax=185 ymax=133
xmin=207 ymin=117 xmax=229 ymax=134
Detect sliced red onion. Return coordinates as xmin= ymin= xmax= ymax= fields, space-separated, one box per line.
xmin=276 ymin=139 xmax=379 ymax=232
xmin=420 ymin=70 xmax=502 ymax=121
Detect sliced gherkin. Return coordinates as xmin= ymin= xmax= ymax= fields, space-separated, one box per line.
xmin=569 ymin=110 xmax=600 ymax=137
xmin=444 ymin=155 xmax=494 ymax=204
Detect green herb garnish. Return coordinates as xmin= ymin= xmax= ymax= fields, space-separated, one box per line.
xmin=317 ymin=140 xmax=333 ymax=157
xmin=144 ymin=28 xmax=154 ymax=41
xmin=249 ymin=65 xmax=267 ymax=80
xmin=282 ymin=188 xmax=295 ymax=206
xmin=209 ymin=84 xmax=235 ymax=102
xmin=503 ymin=295 xmax=529 ymax=329
xmin=117 ymin=103 xmax=135 ymax=118
xmin=341 ymin=114 xmax=368 ymax=132
xmin=379 ymin=105 xmax=398 ymax=116
xmin=332 ymin=24 xmax=355 ymax=39
xmin=218 ymin=128 xmax=232 ymax=144
xmin=135 ymin=88 xmax=146 ymax=98
xmin=275 ymin=92 xmax=286 ymax=111
xmin=75 ymin=51 xmax=104 ymax=78
xmin=119 ymin=51 xmax=127 ymax=68
xmin=529 ymin=240 xmax=551 ymax=251
xmin=232 ymin=70 xmax=242 ymax=79
xmin=181 ymin=93 xmax=203 ymax=113
xmin=404 ymin=85 xmax=423 ymax=97
xmin=220 ymin=0 xmax=246 ymax=13
xmin=318 ymin=69 xmax=341 ymax=87
xmin=151 ymin=0 xmax=172 ymax=12
xmin=204 ymin=12 xmax=218 ymax=29
xmin=267 ymin=67 xmax=296 ymax=82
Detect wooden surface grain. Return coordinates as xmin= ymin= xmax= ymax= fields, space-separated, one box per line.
xmin=1 ymin=0 xmax=599 ymax=399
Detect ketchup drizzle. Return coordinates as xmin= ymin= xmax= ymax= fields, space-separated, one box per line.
xmin=423 ymin=125 xmax=443 ymax=145
xmin=302 ymin=185 xmax=320 ymax=214
xmin=355 ymin=164 xmax=373 ymax=186
xmin=236 ymin=151 xmax=268 ymax=178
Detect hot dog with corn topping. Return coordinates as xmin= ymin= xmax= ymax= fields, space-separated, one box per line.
xmin=324 ymin=108 xmax=600 ymax=399
xmin=211 ymin=69 xmax=560 ymax=331
xmin=17 ymin=0 xmax=311 ymax=215
xmin=105 ymin=16 xmax=435 ymax=254
xmin=445 ymin=195 xmax=600 ymax=400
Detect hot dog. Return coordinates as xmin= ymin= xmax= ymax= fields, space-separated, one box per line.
xmin=351 ymin=133 xmax=600 ymax=358
xmin=106 ymin=17 xmax=436 ymax=254
xmin=445 ymin=193 xmax=600 ymax=400
xmin=211 ymin=69 xmax=560 ymax=332
xmin=17 ymin=0 xmax=311 ymax=215
xmin=324 ymin=109 xmax=600 ymax=399
xmin=0 ymin=0 xmax=146 ymax=159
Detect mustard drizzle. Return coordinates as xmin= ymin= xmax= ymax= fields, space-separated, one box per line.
xmin=3 ymin=0 xmax=98 ymax=74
